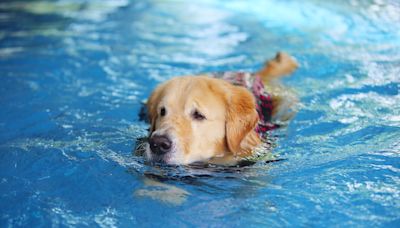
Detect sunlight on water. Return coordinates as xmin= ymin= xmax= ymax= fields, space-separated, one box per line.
xmin=0 ymin=0 xmax=399 ymax=227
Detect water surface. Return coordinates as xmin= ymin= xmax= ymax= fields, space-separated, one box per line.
xmin=1 ymin=0 xmax=399 ymax=227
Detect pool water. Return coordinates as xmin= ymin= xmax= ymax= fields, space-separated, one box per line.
xmin=1 ymin=0 xmax=399 ymax=227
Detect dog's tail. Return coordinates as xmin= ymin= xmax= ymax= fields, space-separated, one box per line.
xmin=257 ymin=52 xmax=299 ymax=123
xmin=257 ymin=52 xmax=298 ymax=83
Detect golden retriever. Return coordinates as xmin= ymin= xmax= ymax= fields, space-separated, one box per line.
xmin=144 ymin=52 xmax=298 ymax=165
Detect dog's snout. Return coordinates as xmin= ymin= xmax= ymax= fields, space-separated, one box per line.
xmin=149 ymin=134 xmax=172 ymax=155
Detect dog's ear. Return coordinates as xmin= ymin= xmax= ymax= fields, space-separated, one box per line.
xmin=225 ymin=85 xmax=260 ymax=157
xmin=147 ymin=84 xmax=165 ymax=133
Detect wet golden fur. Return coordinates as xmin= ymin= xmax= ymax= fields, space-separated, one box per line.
xmin=145 ymin=52 xmax=298 ymax=165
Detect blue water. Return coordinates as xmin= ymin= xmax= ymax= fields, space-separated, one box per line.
xmin=1 ymin=0 xmax=400 ymax=227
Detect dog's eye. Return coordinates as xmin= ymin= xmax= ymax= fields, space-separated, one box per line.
xmin=192 ymin=109 xmax=206 ymax=121
xmin=160 ymin=107 xmax=166 ymax=117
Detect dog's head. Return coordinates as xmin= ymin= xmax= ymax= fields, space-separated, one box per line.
xmin=145 ymin=76 xmax=260 ymax=165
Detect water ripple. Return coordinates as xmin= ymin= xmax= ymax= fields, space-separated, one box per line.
xmin=1 ymin=0 xmax=400 ymax=226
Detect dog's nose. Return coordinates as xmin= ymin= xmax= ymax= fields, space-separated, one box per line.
xmin=149 ymin=135 xmax=172 ymax=155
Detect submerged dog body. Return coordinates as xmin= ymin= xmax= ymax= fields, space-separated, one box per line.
xmin=145 ymin=52 xmax=298 ymax=165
